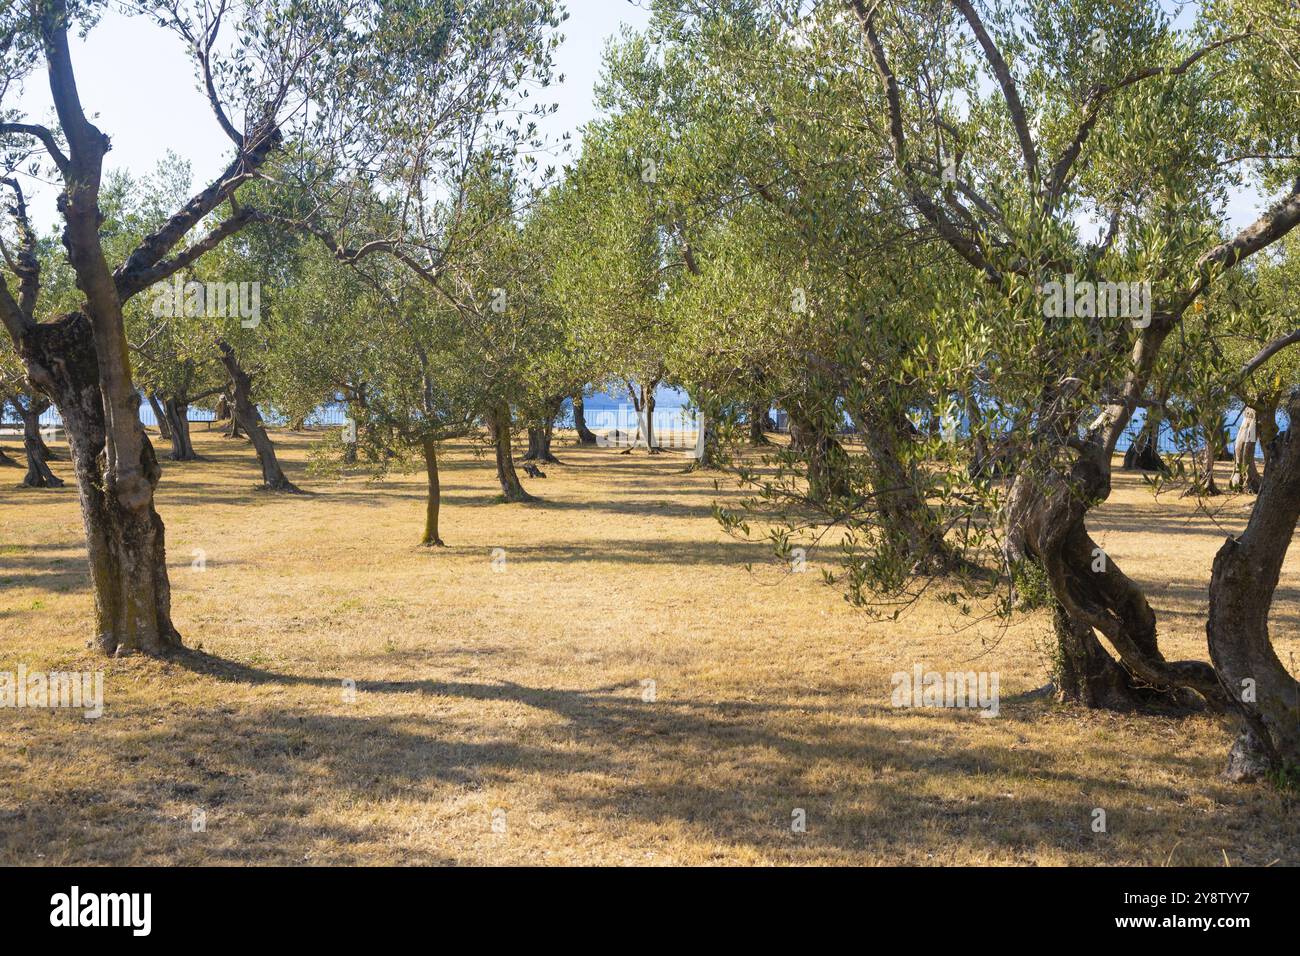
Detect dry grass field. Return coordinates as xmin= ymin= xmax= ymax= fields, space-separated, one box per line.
xmin=1 ymin=426 xmax=1297 ymax=866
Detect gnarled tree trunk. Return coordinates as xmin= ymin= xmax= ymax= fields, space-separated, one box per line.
xmin=1004 ymin=451 xmax=1224 ymax=711
xmin=788 ymin=403 xmax=851 ymax=503
xmin=22 ymin=313 xmax=179 ymax=655
xmin=1230 ymin=405 xmax=1262 ymax=493
xmin=858 ymin=404 xmax=954 ymax=568
xmin=523 ymin=396 xmax=563 ymax=464
xmin=218 ymin=341 xmax=300 ymax=493
xmin=1208 ymin=391 xmax=1300 ymax=782
xmin=1122 ymin=412 xmax=1168 ymax=473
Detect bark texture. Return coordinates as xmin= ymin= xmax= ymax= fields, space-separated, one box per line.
xmin=1207 ymin=391 xmax=1300 ymax=781
xmin=22 ymin=313 xmax=179 ymax=654
xmin=1003 ymin=454 xmax=1224 ymax=711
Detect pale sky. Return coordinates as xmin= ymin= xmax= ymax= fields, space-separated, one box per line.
xmin=15 ymin=0 xmax=655 ymax=231
xmin=11 ymin=0 xmax=1264 ymax=235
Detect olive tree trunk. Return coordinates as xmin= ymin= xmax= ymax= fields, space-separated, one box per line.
xmin=217 ymin=341 xmax=300 ymax=493
xmin=147 ymin=393 xmax=172 ymax=441
xmin=1207 ymin=390 xmax=1300 ymax=781
xmin=748 ymin=401 xmax=772 ymax=445
xmin=1229 ymin=405 xmax=1262 ymax=493
xmin=1003 ymin=451 xmax=1224 ymax=711
xmin=23 ymin=314 xmax=180 ymax=655
xmin=420 ymin=437 xmax=445 ymax=546
xmin=490 ymin=403 xmax=535 ymax=502
xmin=162 ymin=396 xmax=198 ymax=461
xmin=523 ymin=396 xmax=563 ymax=463
xmin=572 ymin=393 xmax=598 ymax=445
xmin=8 ymin=395 xmax=64 ymax=488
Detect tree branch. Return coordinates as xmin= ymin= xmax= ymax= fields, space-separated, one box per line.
xmin=950 ymin=0 xmax=1037 ymax=183
xmin=0 ymin=121 xmax=70 ymax=174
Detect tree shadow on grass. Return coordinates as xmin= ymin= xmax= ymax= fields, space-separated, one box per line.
xmin=156 ymin=648 xmax=1299 ymax=864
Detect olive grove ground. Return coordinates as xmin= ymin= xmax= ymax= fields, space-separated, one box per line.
xmin=0 ymin=428 xmax=1296 ymax=865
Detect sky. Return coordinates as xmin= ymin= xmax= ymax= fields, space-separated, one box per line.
xmin=15 ymin=0 xmax=655 ymax=231
xmin=11 ymin=0 xmax=1264 ymax=236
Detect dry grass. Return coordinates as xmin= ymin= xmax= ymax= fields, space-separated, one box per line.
xmin=0 ymin=426 xmax=1296 ymax=866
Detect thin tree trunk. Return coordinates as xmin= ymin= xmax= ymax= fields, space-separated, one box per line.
xmin=147 ymin=393 xmax=171 ymax=441
xmin=623 ymin=381 xmax=660 ymax=454
xmin=420 ymin=437 xmax=444 ymax=546
xmin=573 ymin=393 xmax=597 ymax=445
xmin=685 ymin=407 xmax=725 ymax=471
xmin=749 ymin=400 xmax=771 ymax=445
xmin=218 ymin=341 xmax=300 ymax=492
xmin=490 ymin=403 xmax=535 ymax=502
xmin=643 ymin=385 xmax=657 ymax=452
xmin=1200 ymin=432 xmax=1221 ymax=496
xmin=1256 ymin=400 xmax=1279 ymax=472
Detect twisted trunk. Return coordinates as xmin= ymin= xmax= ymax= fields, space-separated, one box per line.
xmin=858 ymin=404 xmax=952 ymax=566
xmin=218 ymin=341 xmax=299 ymax=492
xmin=1230 ymin=405 xmax=1263 ymax=492
xmin=623 ymin=382 xmax=659 ymax=454
xmin=523 ymin=397 xmax=563 ymax=463
xmin=1122 ymin=412 xmax=1168 ymax=473
xmin=788 ymin=403 xmax=851 ymax=503
xmin=1004 ymin=451 xmax=1224 ymax=710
